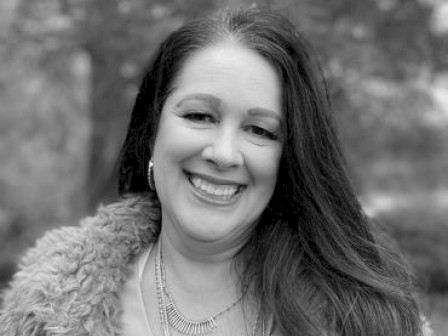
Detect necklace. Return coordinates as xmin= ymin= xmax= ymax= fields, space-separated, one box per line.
xmin=138 ymin=241 xmax=266 ymax=336
xmin=156 ymin=241 xmax=244 ymax=335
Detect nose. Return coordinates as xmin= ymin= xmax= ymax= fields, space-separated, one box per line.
xmin=201 ymin=128 xmax=243 ymax=169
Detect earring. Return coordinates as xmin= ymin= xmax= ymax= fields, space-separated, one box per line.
xmin=147 ymin=157 xmax=155 ymax=190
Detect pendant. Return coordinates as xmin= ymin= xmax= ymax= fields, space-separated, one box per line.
xmin=165 ymin=298 xmax=218 ymax=335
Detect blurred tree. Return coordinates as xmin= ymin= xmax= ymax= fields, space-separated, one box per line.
xmin=7 ymin=0 xmax=226 ymax=212
xmin=3 ymin=0 xmax=447 ymax=212
xmin=282 ymin=0 xmax=448 ymax=188
xmin=1 ymin=0 xmax=448 ymax=298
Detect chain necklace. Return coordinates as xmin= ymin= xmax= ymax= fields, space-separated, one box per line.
xmin=156 ymin=241 xmax=245 ymax=335
xmin=138 ymin=241 xmax=266 ymax=335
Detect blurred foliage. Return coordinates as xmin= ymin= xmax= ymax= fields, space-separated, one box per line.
xmin=1 ymin=0 xmax=447 ymax=317
xmin=380 ymin=207 xmax=448 ymax=293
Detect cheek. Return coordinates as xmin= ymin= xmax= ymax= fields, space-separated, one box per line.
xmin=153 ymin=113 xmax=184 ymax=177
xmin=247 ymin=146 xmax=282 ymax=191
xmin=152 ymin=114 xmax=206 ymax=167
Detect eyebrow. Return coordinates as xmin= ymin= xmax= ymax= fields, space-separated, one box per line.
xmin=248 ymin=107 xmax=281 ymax=121
xmin=175 ymin=93 xmax=221 ymax=109
xmin=176 ymin=93 xmax=281 ymax=121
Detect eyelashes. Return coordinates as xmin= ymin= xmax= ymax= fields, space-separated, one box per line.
xmin=180 ymin=111 xmax=215 ymax=124
xmin=176 ymin=109 xmax=280 ymax=142
xmin=245 ymin=125 xmax=278 ymax=140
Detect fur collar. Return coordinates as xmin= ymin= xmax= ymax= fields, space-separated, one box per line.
xmin=0 ymin=195 xmax=160 ymax=335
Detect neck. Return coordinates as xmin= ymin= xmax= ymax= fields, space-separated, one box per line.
xmin=144 ymin=231 xmax=262 ymax=336
xmin=159 ymin=229 xmax=242 ymax=297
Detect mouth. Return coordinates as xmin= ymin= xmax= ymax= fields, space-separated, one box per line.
xmin=185 ymin=171 xmax=245 ymax=204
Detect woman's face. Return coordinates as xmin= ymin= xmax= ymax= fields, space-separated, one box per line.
xmin=153 ymin=41 xmax=283 ymax=250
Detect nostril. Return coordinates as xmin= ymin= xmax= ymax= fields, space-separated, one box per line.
xmin=200 ymin=130 xmax=243 ymax=168
xmin=201 ymin=146 xmax=242 ymax=169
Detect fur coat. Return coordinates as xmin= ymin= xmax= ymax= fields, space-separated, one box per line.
xmin=0 ymin=195 xmax=434 ymax=336
xmin=0 ymin=195 xmax=160 ymax=336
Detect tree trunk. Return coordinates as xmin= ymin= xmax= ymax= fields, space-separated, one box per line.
xmin=85 ymin=46 xmax=129 ymax=212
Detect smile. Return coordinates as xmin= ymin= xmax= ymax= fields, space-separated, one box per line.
xmin=185 ymin=172 xmax=244 ymax=203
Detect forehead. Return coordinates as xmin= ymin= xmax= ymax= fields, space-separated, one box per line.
xmin=168 ymin=41 xmax=282 ymax=114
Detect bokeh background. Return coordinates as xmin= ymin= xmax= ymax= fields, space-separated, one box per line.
xmin=1 ymin=0 xmax=447 ymax=333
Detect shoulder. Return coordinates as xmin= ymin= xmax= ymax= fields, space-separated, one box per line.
xmin=0 ymin=195 xmax=160 ymax=335
xmin=12 ymin=194 xmax=160 ymax=274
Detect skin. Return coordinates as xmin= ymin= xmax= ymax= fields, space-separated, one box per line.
xmin=153 ymin=41 xmax=283 ymax=260
xmin=133 ymin=41 xmax=283 ymax=336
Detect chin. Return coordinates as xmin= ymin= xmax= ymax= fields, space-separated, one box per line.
xmin=181 ymin=221 xmax=236 ymax=242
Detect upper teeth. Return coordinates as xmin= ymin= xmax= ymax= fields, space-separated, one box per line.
xmin=190 ymin=176 xmax=240 ymax=198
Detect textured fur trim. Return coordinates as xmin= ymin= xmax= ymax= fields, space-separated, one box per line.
xmin=0 ymin=195 xmax=160 ymax=336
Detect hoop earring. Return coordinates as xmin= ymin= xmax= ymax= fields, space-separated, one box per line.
xmin=147 ymin=157 xmax=155 ymax=190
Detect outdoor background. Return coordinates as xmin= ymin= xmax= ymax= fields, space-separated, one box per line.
xmin=0 ymin=0 xmax=447 ymax=334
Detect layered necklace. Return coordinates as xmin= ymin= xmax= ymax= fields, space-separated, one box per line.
xmin=156 ymin=241 xmax=246 ymax=335
xmin=139 ymin=241 xmax=266 ymax=336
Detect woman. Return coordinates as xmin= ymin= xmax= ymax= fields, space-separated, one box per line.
xmin=0 ymin=6 xmax=428 ymax=336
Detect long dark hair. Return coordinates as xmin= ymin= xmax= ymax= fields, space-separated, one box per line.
xmin=118 ymin=7 xmax=422 ymax=336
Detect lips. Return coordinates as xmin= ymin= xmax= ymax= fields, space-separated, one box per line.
xmin=185 ymin=171 xmax=244 ymax=202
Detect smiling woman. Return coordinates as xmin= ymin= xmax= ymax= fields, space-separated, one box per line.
xmin=0 ymin=6 xmax=428 ymax=336
xmin=153 ymin=41 xmax=282 ymax=246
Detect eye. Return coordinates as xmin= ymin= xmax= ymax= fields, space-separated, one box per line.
xmin=182 ymin=112 xmax=216 ymax=124
xmin=246 ymin=125 xmax=278 ymax=140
